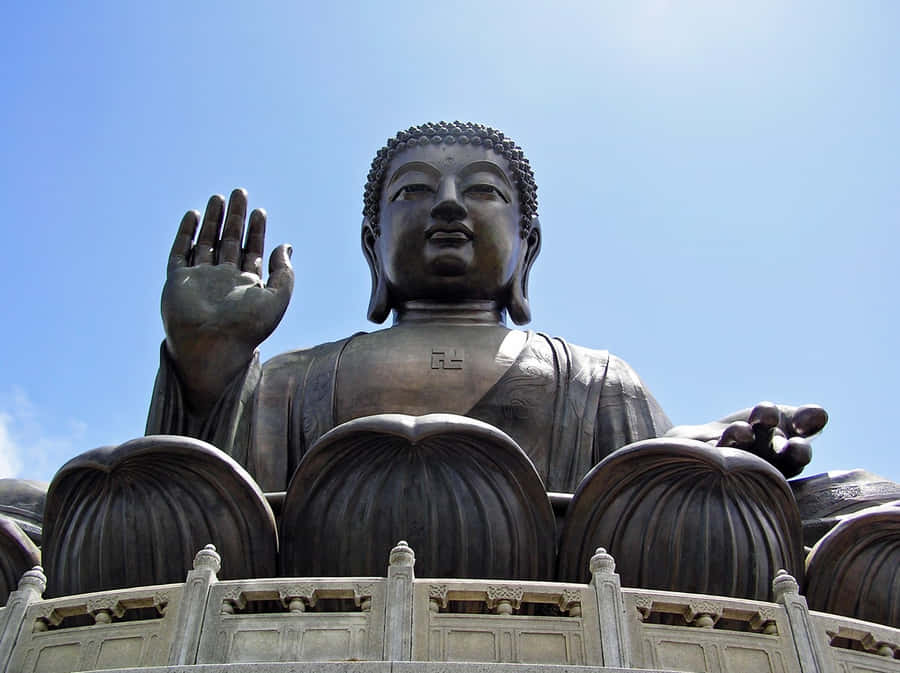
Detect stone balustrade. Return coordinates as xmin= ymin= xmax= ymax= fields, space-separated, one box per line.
xmin=2 ymin=573 xmax=180 ymax=671
xmin=0 ymin=543 xmax=896 ymax=673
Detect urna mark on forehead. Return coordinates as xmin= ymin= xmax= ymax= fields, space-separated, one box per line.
xmin=363 ymin=121 xmax=538 ymax=236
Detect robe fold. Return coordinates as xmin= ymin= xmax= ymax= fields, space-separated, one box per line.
xmin=147 ymin=332 xmax=672 ymax=493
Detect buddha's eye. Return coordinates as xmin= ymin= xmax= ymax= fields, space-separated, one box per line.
xmin=464 ymin=184 xmax=509 ymax=202
xmin=391 ymin=184 xmax=434 ymax=201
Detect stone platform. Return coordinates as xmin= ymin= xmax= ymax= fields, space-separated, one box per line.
xmin=0 ymin=544 xmax=896 ymax=673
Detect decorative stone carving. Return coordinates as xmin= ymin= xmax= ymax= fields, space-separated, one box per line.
xmin=557 ymin=589 xmax=582 ymax=615
xmin=152 ymin=590 xmax=170 ymax=615
xmin=632 ymin=594 xmax=655 ymax=622
xmin=428 ymin=584 xmax=449 ymax=612
xmin=772 ymin=568 xmax=800 ymax=602
xmin=280 ymin=414 xmax=556 ymax=580
xmin=219 ymin=585 xmax=247 ymax=613
xmin=278 ymin=583 xmax=317 ymax=612
xmin=750 ymin=606 xmax=779 ymax=634
xmin=557 ymin=438 xmax=804 ymax=601
xmin=86 ymin=596 xmax=125 ymax=623
xmin=354 ymin=582 xmax=377 ymax=611
xmin=682 ymin=600 xmax=722 ymax=628
xmin=193 ymin=544 xmax=222 ymax=573
xmin=486 ymin=585 xmax=525 ymax=614
xmin=42 ymin=435 xmax=277 ymax=597
xmin=32 ymin=604 xmax=62 ymax=630
xmin=389 ymin=540 xmax=416 ymax=568
xmin=486 ymin=585 xmax=524 ymax=606
xmin=589 ymin=547 xmax=616 ymax=576
xmin=805 ymin=501 xmax=900 ymax=628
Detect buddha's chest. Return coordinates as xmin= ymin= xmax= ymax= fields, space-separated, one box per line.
xmin=334 ymin=326 xmax=526 ymax=422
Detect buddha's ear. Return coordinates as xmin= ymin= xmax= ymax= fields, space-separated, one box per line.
xmin=508 ymin=218 xmax=542 ymax=325
xmin=362 ymin=218 xmax=391 ymax=324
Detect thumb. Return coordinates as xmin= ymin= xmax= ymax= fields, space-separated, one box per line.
xmin=790 ymin=404 xmax=828 ymax=438
xmin=266 ymin=244 xmax=294 ymax=298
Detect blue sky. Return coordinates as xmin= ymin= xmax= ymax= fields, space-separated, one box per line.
xmin=1 ymin=1 xmax=897 ymax=484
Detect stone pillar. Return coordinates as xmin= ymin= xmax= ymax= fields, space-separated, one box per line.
xmin=773 ymin=569 xmax=834 ymax=673
xmin=167 ymin=544 xmax=221 ymax=665
xmin=383 ymin=540 xmax=415 ymax=661
xmin=0 ymin=566 xmax=46 ymax=673
xmin=590 ymin=547 xmax=632 ymax=668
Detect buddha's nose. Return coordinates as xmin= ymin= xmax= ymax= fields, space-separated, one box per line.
xmin=431 ymin=179 xmax=467 ymax=222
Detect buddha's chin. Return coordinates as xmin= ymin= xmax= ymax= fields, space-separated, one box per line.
xmin=425 ymin=247 xmax=472 ymax=277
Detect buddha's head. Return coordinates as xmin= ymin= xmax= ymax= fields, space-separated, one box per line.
xmin=362 ymin=122 xmax=541 ymax=325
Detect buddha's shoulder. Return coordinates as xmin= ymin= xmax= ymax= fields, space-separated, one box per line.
xmin=533 ymin=333 xmax=640 ymax=379
xmin=260 ymin=335 xmax=361 ymax=378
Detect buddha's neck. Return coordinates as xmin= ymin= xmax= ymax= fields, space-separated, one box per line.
xmin=393 ymin=300 xmax=507 ymax=326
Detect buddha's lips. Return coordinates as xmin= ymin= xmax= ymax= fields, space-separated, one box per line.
xmin=425 ymin=222 xmax=473 ymax=242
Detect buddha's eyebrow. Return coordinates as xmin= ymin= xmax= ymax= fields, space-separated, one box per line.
xmin=458 ymin=161 xmax=513 ymax=189
xmin=386 ymin=161 xmax=441 ymax=188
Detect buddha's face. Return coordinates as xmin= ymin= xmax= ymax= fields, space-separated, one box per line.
xmin=369 ymin=142 xmax=529 ymax=309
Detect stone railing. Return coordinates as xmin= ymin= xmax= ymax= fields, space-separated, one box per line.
xmin=0 ymin=543 xmax=897 ymax=673
xmin=0 ymin=569 xmax=180 ymax=672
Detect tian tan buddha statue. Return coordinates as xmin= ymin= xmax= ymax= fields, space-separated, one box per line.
xmin=3 ymin=123 xmax=899 ymax=627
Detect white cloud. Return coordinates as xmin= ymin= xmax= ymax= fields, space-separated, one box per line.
xmin=0 ymin=412 xmax=23 ymax=478
xmin=0 ymin=388 xmax=86 ymax=481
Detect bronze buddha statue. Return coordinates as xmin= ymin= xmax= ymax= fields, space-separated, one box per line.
xmin=148 ymin=122 xmax=820 ymax=493
xmin=5 ymin=123 xmax=898 ymax=627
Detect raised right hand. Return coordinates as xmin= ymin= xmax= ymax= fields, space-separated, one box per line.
xmin=162 ymin=189 xmax=293 ymax=412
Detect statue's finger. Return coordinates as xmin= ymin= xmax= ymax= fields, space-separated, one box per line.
xmin=717 ymin=421 xmax=754 ymax=449
xmin=193 ymin=194 xmax=225 ymax=265
xmin=791 ymin=404 xmax=828 ymax=437
xmin=769 ymin=426 xmax=788 ymax=452
xmin=168 ymin=210 xmax=199 ymax=272
xmin=748 ymin=401 xmax=780 ymax=429
xmin=218 ymin=188 xmax=247 ymax=265
xmin=242 ymin=208 xmax=266 ymax=275
xmin=776 ymin=437 xmax=812 ymax=478
xmin=266 ymin=244 xmax=294 ymax=296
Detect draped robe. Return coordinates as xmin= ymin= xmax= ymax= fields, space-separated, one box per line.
xmin=147 ymin=331 xmax=672 ymax=493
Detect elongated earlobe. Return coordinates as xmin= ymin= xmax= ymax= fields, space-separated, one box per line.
xmin=507 ymin=220 xmax=541 ymax=325
xmin=362 ymin=219 xmax=391 ymax=323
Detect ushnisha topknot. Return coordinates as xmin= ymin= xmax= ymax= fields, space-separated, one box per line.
xmin=364 ymin=121 xmax=538 ymax=237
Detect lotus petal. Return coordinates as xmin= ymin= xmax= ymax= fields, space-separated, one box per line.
xmin=280 ymin=414 xmax=556 ymax=580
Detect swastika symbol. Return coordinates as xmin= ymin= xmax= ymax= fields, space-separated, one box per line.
xmin=431 ymin=348 xmax=464 ymax=370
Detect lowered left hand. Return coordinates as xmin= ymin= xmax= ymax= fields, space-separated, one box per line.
xmin=666 ymin=402 xmax=827 ymax=478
